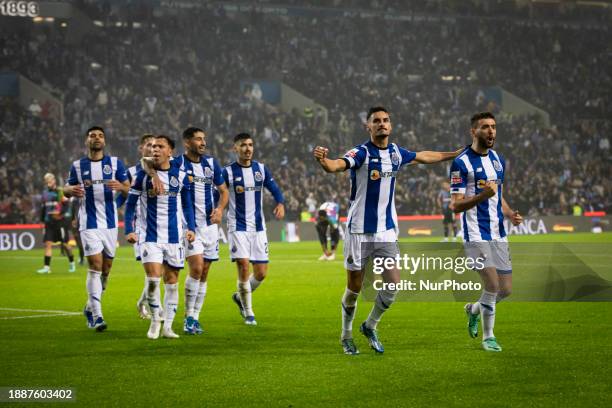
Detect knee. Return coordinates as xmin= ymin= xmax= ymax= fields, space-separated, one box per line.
xmin=498 ymin=288 xmax=512 ymax=300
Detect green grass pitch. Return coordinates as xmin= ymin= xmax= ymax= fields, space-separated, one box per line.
xmin=1 ymin=233 xmax=611 ymax=407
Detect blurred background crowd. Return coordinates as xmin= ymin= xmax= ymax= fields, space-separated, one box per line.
xmin=1 ymin=0 xmax=610 ymax=223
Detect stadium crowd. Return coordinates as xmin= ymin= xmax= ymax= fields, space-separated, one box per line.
xmin=0 ymin=0 xmax=609 ymax=223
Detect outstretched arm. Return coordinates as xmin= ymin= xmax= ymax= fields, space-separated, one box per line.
xmin=412 ymin=147 xmax=465 ymax=165
xmin=313 ymin=146 xmax=348 ymax=173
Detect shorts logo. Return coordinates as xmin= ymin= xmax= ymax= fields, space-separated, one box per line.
xmin=103 ymin=165 xmax=112 ymax=175
xmin=254 ymin=171 xmax=263 ymax=182
xmin=204 ymin=167 xmax=213 ymax=178
xmin=347 ymin=256 xmax=354 ymax=264
xmin=235 ymin=185 xmax=244 ymax=194
xmin=231 ymin=245 xmax=237 ymax=253
xmin=451 ymin=171 xmax=462 ymax=185
xmin=492 ymin=160 xmax=502 ymax=172
xmin=188 ymin=243 xmax=194 ymax=250
xmin=85 ymin=244 xmax=91 ymax=251
xmin=370 ymin=170 xmax=380 ymax=181
xmin=390 ymin=152 xmax=399 ymax=166
xmin=170 ymin=176 xmax=179 ymax=187
xmin=143 ymin=250 xmax=148 ymax=257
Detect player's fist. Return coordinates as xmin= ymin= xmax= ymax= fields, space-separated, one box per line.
xmin=313 ymin=146 xmax=329 ymax=161
xmin=185 ymin=230 xmax=196 ymax=242
xmin=152 ymin=174 xmax=165 ymax=195
xmin=482 ymin=181 xmax=497 ymax=198
xmin=510 ymin=210 xmax=523 ymax=226
xmin=273 ymin=203 xmax=285 ymax=220
xmin=106 ymin=179 xmax=121 ymax=191
xmin=126 ymin=232 xmax=137 ymax=244
xmin=67 ymin=185 xmax=85 ymax=197
xmin=210 ymin=208 xmax=222 ymax=224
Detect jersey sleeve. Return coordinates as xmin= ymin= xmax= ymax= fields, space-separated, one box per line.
xmin=450 ymin=159 xmax=468 ymax=194
xmin=342 ymin=146 xmax=367 ymax=169
xmin=68 ymin=164 xmax=79 ymax=185
xmin=263 ymin=166 xmax=284 ymax=204
xmin=124 ymin=171 xmax=145 ymax=235
xmin=213 ymin=159 xmax=224 ymax=186
xmin=115 ymin=159 xmax=128 ymax=183
xmin=399 ymin=147 xmax=417 ymax=166
xmin=180 ymin=174 xmax=196 ymax=231
xmin=222 ymin=168 xmax=230 ymax=187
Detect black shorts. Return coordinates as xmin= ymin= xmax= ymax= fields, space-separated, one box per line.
xmin=443 ymin=208 xmax=455 ymax=224
xmin=43 ymin=221 xmax=69 ymax=243
xmin=316 ymin=223 xmax=340 ymax=249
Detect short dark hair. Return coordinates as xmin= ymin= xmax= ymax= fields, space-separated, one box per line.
xmin=470 ymin=112 xmax=496 ymax=128
xmin=183 ymin=127 xmax=205 ymax=140
xmin=139 ymin=133 xmax=155 ymax=145
xmin=234 ymin=132 xmax=252 ymax=143
xmin=318 ymin=209 xmax=327 ymax=218
xmin=155 ymin=135 xmax=175 ymax=149
xmin=366 ymin=106 xmax=389 ymax=121
xmin=86 ymin=126 xmax=104 ymax=136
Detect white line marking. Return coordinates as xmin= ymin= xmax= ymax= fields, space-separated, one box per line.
xmin=0 ymin=307 xmax=81 ymax=319
xmin=0 ymin=313 xmax=80 ymax=320
xmin=0 ymin=307 xmax=80 ymax=314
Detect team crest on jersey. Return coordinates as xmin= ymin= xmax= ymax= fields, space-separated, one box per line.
xmin=391 ymin=152 xmax=400 ymax=166
xmin=492 ymin=160 xmax=502 ymax=172
xmin=204 ymin=167 xmax=213 ymax=178
xmin=103 ymin=164 xmax=112 ymax=175
xmin=235 ymin=185 xmax=245 ymax=194
xmin=169 ymin=176 xmax=179 ymax=188
xmin=254 ymin=171 xmax=263 ymax=182
xmin=370 ymin=170 xmax=381 ymax=181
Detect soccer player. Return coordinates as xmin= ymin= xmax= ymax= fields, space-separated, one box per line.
xmin=117 ymin=134 xmax=156 ymax=319
xmin=64 ymin=126 xmax=130 ymax=332
xmin=449 ymin=112 xmax=523 ymax=352
xmin=36 ymin=173 xmax=76 ymax=274
xmin=173 ymin=127 xmax=228 ymax=335
xmin=125 ymin=135 xmax=196 ymax=339
xmin=313 ymin=106 xmax=461 ymax=355
xmin=437 ymin=181 xmax=458 ymax=242
xmin=225 ymin=133 xmax=285 ymax=326
xmin=316 ymin=200 xmax=340 ymax=261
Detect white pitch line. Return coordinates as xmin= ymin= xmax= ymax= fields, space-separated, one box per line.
xmin=0 ymin=307 xmax=81 ymax=314
xmin=0 ymin=313 xmax=80 ymax=320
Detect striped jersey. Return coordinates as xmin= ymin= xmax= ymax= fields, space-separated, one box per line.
xmin=343 ymin=141 xmax=416 ymax=234
xmin=124 ymin=166 xmax=195 ymax=244
xmin=223 ymin=161 xmax=284 ymax=232
xmin=319 ymin=201 xmax=340 ymax=227
xmin=172 ymin=154 xmax=224 ymax=227
xmin=68 ymin=155 xmax=128 ymax=231
xmin=449 ymin=147 xmax=506 ymax=242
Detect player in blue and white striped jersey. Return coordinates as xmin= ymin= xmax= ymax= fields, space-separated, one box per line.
xmin=125 ymin=135 xmax=196 ymax=340
xmin=314 ymin=106 xmax=462 ymax=355
xmin=64 ymin=126 xmax=130 ymax=332
xmin=115 ymin=134 xmax=156 ymax=320
xmin=224 ymin=132 xmax=285 ymax=326
xmin=172 ymin=127 xmax=229 ymax=335
xmin=449 ymin=112 xmax=523 ymax=352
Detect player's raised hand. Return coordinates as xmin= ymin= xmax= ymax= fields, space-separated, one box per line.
xmin=210 ymin=207 xmax=222 ymax=224
xmin=482 ymin=181 xmax=497 ymax=198
xmin=273 ymin=203 xmax=285 ymax=220
xmin=126 ymin=232 xmax=138 ymax=244
xmin=151 ymin=174 xmax=165 ymax=195
xmin=313 ymin=146 xmax=329 ymax=162
xmin=185 ymin=230 xmax=196 ymax=242
xmin=510 ymin=210 xmax=523 ymax=226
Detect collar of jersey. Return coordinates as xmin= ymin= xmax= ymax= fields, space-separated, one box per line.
xmin=469 ymin=146 xmax=489 ymax=157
